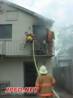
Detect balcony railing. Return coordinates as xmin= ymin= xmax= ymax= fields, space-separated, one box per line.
xmin=0 ymin=40 xmax=32 ymax=56
xmin=0 ymin=40 xmax=54 ymax=57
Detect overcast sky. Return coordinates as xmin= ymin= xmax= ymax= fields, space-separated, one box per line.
xmin=7 ymin=0 xmax=73 ymax=30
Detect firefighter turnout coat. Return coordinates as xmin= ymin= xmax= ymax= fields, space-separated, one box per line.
xmin=35 ymin=74 xmax=55 ymax=97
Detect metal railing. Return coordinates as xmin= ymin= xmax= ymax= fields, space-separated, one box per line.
xmin=0 ymin=40 xmax=31 ymax=56
xmin=0 ymin=40 xmax=55 ymax=56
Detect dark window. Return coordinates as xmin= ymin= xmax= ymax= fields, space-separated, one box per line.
xmin=0 ymin=24 xmax=12 ymax=39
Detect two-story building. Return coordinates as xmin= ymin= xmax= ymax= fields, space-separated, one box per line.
xmin=0 ymin=0 xmax=54 ymax=87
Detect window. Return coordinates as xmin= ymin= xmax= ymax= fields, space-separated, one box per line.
xmin=0 ymin=24 xmax=12 ymax=39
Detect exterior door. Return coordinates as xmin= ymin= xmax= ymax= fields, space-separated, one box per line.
xmin=24 ymin=62 xmax=37 ymax=87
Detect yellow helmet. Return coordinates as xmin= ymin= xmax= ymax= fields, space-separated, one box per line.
xmin=26 ymin=36 xmax=33 ymax=41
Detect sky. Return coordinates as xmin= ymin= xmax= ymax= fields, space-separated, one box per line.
xmin=7 ymin=0 xmax=73 ymax=30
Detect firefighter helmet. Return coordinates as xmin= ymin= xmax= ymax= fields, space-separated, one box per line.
xmin=39 ymin=65 xmax=48 ymax=74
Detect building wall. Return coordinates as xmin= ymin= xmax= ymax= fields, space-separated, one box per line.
xmin=0 ymin=2 xmax=54 ymax=88
xmin=0 ymin=59 xmax=24 ymax=87
xmin=0 ymin=2 xmax=36 ymax=56
xmin=0 ymin=57 xmax=55 ymax=87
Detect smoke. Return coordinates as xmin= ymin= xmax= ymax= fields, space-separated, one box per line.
xmin=54 ymin=25 xmax=73 ymax=58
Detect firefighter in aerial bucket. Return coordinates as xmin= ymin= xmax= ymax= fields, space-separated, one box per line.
xmin=35 ymin=65 xmax=56 ymax=98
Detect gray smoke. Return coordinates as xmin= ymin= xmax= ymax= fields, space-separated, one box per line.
xmin=55 ymin=24 xmax=73 ymax=59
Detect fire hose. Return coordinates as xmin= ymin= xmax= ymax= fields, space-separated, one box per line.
xmin=32 ymin=40 xmax=60 ymax=98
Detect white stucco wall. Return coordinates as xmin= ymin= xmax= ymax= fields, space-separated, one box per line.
xmin=0 ymin=59 xmax=24 ymax=87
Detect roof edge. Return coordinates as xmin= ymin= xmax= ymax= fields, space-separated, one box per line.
xmin=1 ymin=0 xmax=54 ymax=25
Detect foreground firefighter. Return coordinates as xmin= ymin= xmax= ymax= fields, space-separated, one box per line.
xmin=35 ymin=65 xmax=56 ymax=98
